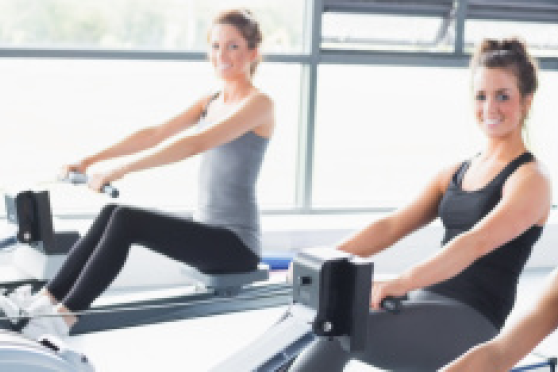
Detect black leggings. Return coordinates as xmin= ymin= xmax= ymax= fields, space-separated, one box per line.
xmin=46 ymin=204 xmax=259 ymax=311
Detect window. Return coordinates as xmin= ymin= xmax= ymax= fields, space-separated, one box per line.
xmin=529 ymin=70 xmax=558 ymax=198
xmin=2 ymin=1 xmax=558 ymax=216
xmin=465 ymin=20 xmax=558 ymax=57
xmin=313 ymin=65 xmax=481 ymax=208
xmin=322 ymin=12 xmax=454 ymax=52
xmin=0 ymin=59 xmax=300 ymax=214
xmin=313 ymin=65 xmax=558 ymax=208
xmin=0 ymin=0 xmax=307 ymax=54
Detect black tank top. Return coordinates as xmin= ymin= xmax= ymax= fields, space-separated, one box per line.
xmin=426 ymin=152 xmax=543 ymax=329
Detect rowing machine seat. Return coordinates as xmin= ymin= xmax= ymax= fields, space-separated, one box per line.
xmin=182 ymin=264 xmax=269 ymax=296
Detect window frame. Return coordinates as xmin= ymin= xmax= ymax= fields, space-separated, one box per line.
xmin=1 ymin=0 xmax=558 ymax=217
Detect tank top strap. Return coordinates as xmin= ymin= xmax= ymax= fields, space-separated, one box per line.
xmin=200 ymin=92 xmax=220 ymax=119
xmin=454 ymin=160 xmax=472 ymax=187
xmin=492 ymin=152 xmax=535 ymax=185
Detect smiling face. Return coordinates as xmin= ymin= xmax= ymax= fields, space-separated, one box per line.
xmin=209 ymin=23 xmax=257 ymax=81
xmin=473 ymin=67 xmax=532 ymax=139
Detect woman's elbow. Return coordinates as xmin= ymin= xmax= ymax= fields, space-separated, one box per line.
xmin=189 ymin=139 xmax=211 ymax=157
xmin=464 ymin=230 xmax=495 ymax=258
xmin=143 ymin=127 xmax=167 ymax=147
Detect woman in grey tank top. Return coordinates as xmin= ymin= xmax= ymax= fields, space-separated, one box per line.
xmin=0 ymin=9 xmax=275 ymax=339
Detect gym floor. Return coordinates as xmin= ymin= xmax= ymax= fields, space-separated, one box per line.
xmin=63 ymin=268 xmax=558 ymax=372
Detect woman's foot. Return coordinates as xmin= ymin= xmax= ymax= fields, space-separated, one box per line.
xmin=21 ymin=311 xmax=70 ymax=340
xmin=0 ymin=293 xmax=70 ymax=340
xmin=20 ymin=297 xmax=71 ymax=340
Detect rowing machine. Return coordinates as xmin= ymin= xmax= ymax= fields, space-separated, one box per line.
xmin=1 ymin=190 xmax=80 ymax=291
xmin=0 ymin=188 xmax=291 ymax=335
xmin=0 ymin=331 xmax=94 ymax=371
xmin=210 ymin=247 xmax=384 ymax=372
xmin=1 ymin=169 xmax=119 ymax=285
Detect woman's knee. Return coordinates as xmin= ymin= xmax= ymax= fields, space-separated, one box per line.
xmin=110 ymin=205 xmax=138 ymax=225
xmin=101 ymin=205 xmax=141 ymax=243
xmin=86 ymin=203 xmax=120 ymax=232
xmin=99 ymin=203 xmax=119 ymax=218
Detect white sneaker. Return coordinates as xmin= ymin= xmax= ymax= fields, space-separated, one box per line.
xmin=25 ymin=295 xmax=55 ymax=316
xmin=21 ymin=303 xmax=70 ymax=340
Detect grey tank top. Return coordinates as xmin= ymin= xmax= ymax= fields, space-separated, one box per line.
xmin=193 ymin=96 xmax=269 ymax=255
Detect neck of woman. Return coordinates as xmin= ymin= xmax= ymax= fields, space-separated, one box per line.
xmin=221 ymin=78 xmax=254 ymax=103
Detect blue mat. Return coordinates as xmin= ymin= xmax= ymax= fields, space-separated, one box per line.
xmin=262 ymin=251 xmax=294 ymax=270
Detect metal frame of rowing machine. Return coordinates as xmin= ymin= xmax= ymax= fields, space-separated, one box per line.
xmin=210 ymin=247 xmax=373 ymax=372
xmin=71 ymin=265 xmax=291 ymax=335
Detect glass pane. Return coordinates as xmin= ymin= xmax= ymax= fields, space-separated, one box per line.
xmin=0 ymin=0 xmax=307 ymax=54
xmin=529 ymin=70 xmax=558 ymax=204
xmin=465 ymin=20 xmax=558 ymax=57
xmin=322 ymin=12 xmax=454 ymax=52
xmin=313 ymin=65 xmax=481 ymax=208
xmin=254 ymin=63 xmax=300 ymax=209
xmin=0 ymin=59 xmax=299 ymax=215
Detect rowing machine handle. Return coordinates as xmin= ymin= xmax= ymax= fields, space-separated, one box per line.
xmin=66 ymin=172 xmax=119 ymax=198
xmin=380 ymin=296 xmax=407 ymax=314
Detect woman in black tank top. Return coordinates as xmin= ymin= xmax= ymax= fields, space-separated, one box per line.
xmin=289 ymin=39 xmax=552 ymax=372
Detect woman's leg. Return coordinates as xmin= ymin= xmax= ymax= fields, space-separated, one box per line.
xmin=46 ymin=204 xmax=119 ymax=302
xmin=9 ymin=204 xmax=120 ymax=337
xmin=289 ymin=290 xmax=497 ymax=372
xmin=60 ymin=205 xmax=258 ymax=311
xmin=356 ymin=290 xmax=498 ymax=371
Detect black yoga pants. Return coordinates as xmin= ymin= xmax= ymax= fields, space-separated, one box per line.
xmin=46 ymin=204 xmax=259 ymax=311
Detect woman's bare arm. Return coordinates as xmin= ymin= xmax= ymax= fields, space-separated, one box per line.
xmin=441 ymin=268 xmax=558 ymax=372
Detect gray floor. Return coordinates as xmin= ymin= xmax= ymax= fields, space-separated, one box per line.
xmin=60 ymin=268 xmax=557 ymax=372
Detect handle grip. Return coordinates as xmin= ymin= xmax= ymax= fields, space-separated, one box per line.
xmin=63 ymin=172 xmax=119 ymax=198
xmin=380 ymin=295 xmax=407 ymax=314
